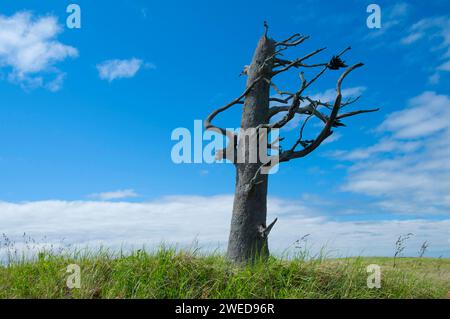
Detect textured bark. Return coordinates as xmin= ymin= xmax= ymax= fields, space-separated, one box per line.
xmin=227 ymin=35 xmax=276 ymax=263
xmin=204 ymin=28 xmax=377 ymax=264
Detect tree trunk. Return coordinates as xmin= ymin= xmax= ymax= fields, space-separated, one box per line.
xmin=227 ymin=35 xmax=276 ymax=263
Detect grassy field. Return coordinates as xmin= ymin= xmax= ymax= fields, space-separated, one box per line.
xmin=0 ymin=248 xmax=449 ymax=299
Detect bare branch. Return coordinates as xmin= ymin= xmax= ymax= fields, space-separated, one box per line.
xmin=276 ymin=33 xmax=301 ymax=45
xmin=269 ymin=97 xmax=290 ymax=104
xmin=280 ymin=63 xmax=364 ymax=161
xmin=272 ymin=47 xmax=326 ymax=76
xmin=258 ymin=47 xmax=287 ymax=74
xmin=300 ymin=66 xmax=327 ymax=93
xmin=263 ymin=94 xmax=302 ymax=129
xmin=304 ymin=95 xmax=361 ymax=111
xmin=275 ymin=45 xmax=349 ymax=74
xmin=337 ymin=108 xmax=380 ymax=120
xmin=258 ymin=218 xmax=278 ymax=239
xmin=262 ymin=67 xmax=329 ymax=130
xmin=268 ymin=136 xmax=285 ymax=150
xmin=290 ymin=107 xmax=317 ymax=152
xmin=276 ymin=33 xmax=309 ymax=47
xmin=268 ymin=81 xmax=295 ymax=97
xmin=267 ymin=104 xmax=329 ymax=124
xmin=204 ymin=75 xmax=262 ymax=138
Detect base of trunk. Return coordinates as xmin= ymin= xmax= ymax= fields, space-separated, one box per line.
xmin=227 ymin=164 xmax=269 ymax=264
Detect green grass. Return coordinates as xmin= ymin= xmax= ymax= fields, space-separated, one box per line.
xmin=0 ymin=248 xmax=449 ymax=299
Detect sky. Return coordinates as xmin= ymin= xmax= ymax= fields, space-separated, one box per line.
xmin=0 ymin=0 xmax=449 ymax=258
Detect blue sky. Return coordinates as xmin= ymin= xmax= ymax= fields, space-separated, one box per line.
xmin=0 ymin=0 xmax=449 ymax=257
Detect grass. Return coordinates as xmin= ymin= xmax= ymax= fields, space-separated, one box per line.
xmin=0 ymin=247 xmax=449 ymax=299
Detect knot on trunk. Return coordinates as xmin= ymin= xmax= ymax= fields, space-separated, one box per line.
xmin=257 ymin=218 xmax=278 ymax=239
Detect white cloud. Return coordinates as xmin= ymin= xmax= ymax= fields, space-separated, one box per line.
xmin=88 ymin=189 xmax=139 ymax=200
xmin=401 ymin=16 xmax=450 ymax=81
xmin=377 ymin=91 xmax=450 ymax=139
xmin=401 ymin=33 xmax=422 ymax=45
xmin=401 ymin=16 xmax=450 ymax=49
xmin=46 ymin=72 xmax=66 ymax=92
xmin=389 ymin=2 xmax=410 ymax=19
xmin=437 ymin=60 xmax=450 ymax=71
xmin=0 ymin=11 xmax=78 ymax=90
xmin=334 ymin=91 xmax=450 ymax=216
xmin=310 ymin=86 xmax=366 ymax=104
xmin=332 ymin=138 xmax=422 ymax=160
xmin=0 ymin=196 xmax=448 ymax=260
xmin=321 ymin=132 xmax=341 ymax=145
xmin=429 ymin=72 xmax=440 ymax=84
xmin=96 ymin=58 xmax=152 ymax=82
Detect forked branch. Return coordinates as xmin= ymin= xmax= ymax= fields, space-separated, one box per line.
xmin=204 ymin=75 xmax=263 ymax=139
xmin=279 ymin=63 xmax=365 ymax=162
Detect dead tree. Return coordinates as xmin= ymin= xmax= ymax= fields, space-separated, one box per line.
xmin=205 ymin=24 xmax=378 ymax=263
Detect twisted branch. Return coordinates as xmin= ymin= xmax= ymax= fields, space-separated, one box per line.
xmin=280 ymin=63 xmax=364 ymax=162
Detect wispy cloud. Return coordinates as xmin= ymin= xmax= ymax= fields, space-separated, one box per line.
xmin=377 ymin=91 xmax=450 ymax=138
xmin=321 ymin=132 xmax=342 ymax=145
xmin=437 ymin=60 xmax=450 ymax=71
xmin=331 ymin=138 xmax=421 ymax=160
xmin=0 ymin=11 xmax=78 ymax=91
xmin=401 ymin=16 xmax=450 ymax=82
xmin=88 ymin=189 xmax=139 ymax=200
xmin=333 ymin=91 xmax=450 ymax=216
xmin=310 ymin=86 xmax=366 ymax=104
xmin=401 ymin=16 xmax=450 ymax=52
xmin=96 ymin=58 xmax=154 ymax=82
xmin=0 ymin=196 xmax=448 ymax=258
